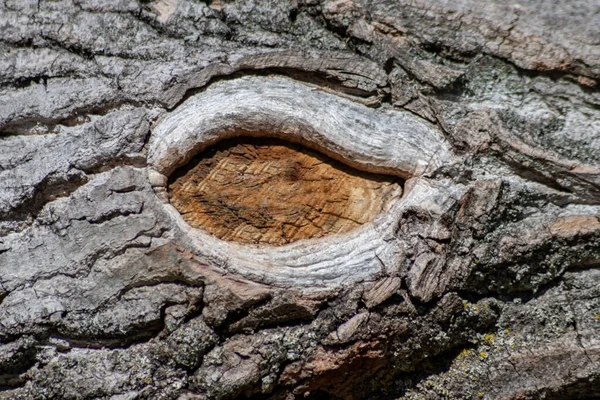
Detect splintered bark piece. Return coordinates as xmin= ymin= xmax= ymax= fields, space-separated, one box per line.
xmin=169 ymin=138 xmax=402 ymax=245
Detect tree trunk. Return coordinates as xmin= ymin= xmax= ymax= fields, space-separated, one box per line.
xmin=1 ymin=1 xmax=599 ymax=399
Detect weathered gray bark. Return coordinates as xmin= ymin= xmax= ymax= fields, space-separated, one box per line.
xmin=1 ymin=1 xmax=599 ymax=399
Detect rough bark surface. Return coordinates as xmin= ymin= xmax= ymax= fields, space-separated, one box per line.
xmin=1 ymin=1 xmax=599 ymax=399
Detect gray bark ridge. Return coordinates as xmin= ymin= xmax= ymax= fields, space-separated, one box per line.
xmin=1 ymin=1 xmax=599 ymax=399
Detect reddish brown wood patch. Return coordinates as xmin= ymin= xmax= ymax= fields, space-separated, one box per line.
xmin=168 ymin=138 xmax=402 ymax=245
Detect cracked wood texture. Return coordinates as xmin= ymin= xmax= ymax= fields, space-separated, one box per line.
xmin=169 ymin=138 xmax=402 ymax=245
xmin=1 ymin=1 xmax=600 ymax=400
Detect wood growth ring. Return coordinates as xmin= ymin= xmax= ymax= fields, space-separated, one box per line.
xmin=168 ymin=137 xmax=403 ymax=245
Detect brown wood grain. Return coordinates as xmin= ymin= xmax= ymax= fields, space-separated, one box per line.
xmin=168 ymin=138 xmax=403 ymax=245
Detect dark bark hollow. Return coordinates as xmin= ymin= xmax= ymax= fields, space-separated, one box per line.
xmin=168 ymin=137 xmax=403 ymax=245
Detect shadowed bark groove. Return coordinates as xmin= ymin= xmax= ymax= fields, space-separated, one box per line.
xmin=0 ymin=1 xmax=599 ymax=399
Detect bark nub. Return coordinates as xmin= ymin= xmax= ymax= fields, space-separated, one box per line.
xmin=168 ymin=137 xmax=402 ymax=245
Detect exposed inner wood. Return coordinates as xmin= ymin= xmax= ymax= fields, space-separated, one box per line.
xmin=168 ymin=138 xmax=403 ymax=245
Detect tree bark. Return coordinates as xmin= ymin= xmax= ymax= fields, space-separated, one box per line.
xmin=1 ymin=1 xmax=599 ymax=399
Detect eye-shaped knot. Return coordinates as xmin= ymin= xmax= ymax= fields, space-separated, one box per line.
xmin=147 ymin=76 xmax=457 ymax=287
